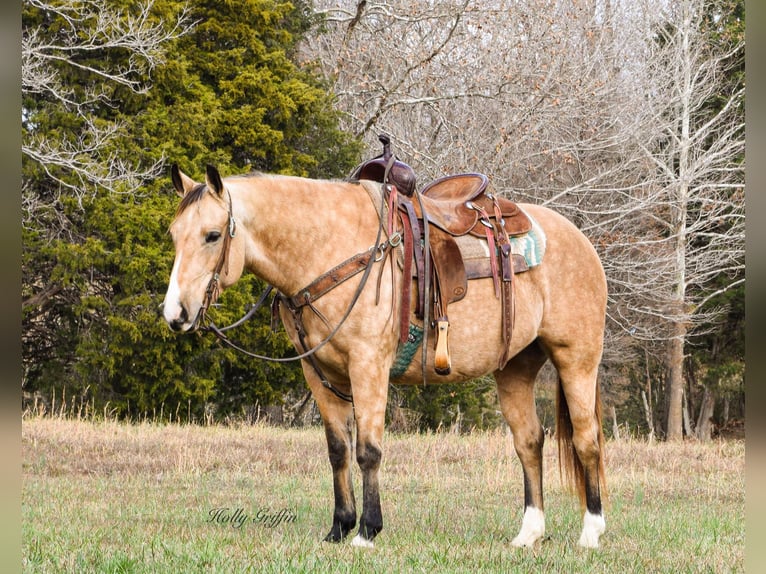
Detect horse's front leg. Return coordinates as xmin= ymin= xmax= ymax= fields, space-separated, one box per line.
xmin=348 ymin=361 xmax=390 ymax=548
xmin=302 ymin=364 xmax=357 ymax=542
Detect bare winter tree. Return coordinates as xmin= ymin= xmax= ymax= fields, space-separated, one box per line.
xmin=303 ymin=1 xmax=662 ymax=362
xmin=302 ymin=0 xmax=744 ymax=439
xmin=617 ymin=0 xmax=744 ymax=440
xmin=304 ymin=0 xmax=641 ymax=189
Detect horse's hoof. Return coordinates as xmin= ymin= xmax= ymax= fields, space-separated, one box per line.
xmin=511 ymin=507 xmax=545 ymax=547
xmin=577 ymin=511 xmax=605 ymax=548
xmin=351 ymin=534 xmax=375 ymax=548
xmin=323 ymin=526 xmax=352 ymax=543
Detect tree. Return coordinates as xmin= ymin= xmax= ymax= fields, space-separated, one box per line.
xmin=22 ymin=0 xmax=194 ymax=410
xmin=613 ymin=0 xmax=744 ymax=440
xmin=302 ymin=0 xmax=745 ymax=436
xmin=22 ymin=0 xmax=193 ymax=229
xmin=22 ymin=0 xmax=361 ymax=419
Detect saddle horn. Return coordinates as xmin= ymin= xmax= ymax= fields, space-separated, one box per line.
xmin=349 ymin=133 xmax=417 ymax=196
xmin=378 ymin=133 xmax=391 ymax=160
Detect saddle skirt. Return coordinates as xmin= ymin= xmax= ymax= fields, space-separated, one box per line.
xmin=454 ymin=209 xmax=547 ymax=271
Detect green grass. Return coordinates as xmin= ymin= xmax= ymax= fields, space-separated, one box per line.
xmin=22 ymin=417 xmax=744 ymax=573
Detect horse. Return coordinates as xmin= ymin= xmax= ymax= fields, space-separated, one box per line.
xmin=161 ymin=163 xmax=608 ymax=549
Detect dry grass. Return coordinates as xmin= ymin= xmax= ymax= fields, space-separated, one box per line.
xmin=22 ymin=417 xmax=745 ymax=573
xmin=22 ymin=417 xmax=327 ymax=477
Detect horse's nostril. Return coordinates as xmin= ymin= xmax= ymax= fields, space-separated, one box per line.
xmin=163 ymin=302 xmax=188 ymax=331
xmin=169 ymin=305 xmax=188 ymax=331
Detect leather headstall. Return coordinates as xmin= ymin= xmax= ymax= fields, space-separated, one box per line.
xmin=198 ymin=188 xmax=237 ymax=327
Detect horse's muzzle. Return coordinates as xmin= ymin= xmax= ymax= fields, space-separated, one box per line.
xmin=160 ymin=300 xmax=191 ymax=332
xmin=168 ymin=317 xmax=188 ymax=332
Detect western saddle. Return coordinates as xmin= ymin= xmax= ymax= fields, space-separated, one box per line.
xmin=350 ymin=134 xmax=532 ymax=376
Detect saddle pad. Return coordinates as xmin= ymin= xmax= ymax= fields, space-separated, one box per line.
xmin=455 ymin=207 xmax=546 ymax=269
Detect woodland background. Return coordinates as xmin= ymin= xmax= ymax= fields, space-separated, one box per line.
xmin=21 ymin=0 xmax=744 ymax=441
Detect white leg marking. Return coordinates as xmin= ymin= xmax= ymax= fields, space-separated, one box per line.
xmin=351 ymin=534 xmax=375 ymax=548
xmin=578 ymin=511 xmax=605 ymax=548
xmin=511 ymin=506 xmax=545 ymax=547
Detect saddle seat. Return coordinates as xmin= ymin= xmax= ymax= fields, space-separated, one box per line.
xmin=417 ymin=173 xmax=532 ymax=238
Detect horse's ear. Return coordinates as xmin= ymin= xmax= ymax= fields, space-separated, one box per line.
xmin=171 ymin=163 xmax=197 ymax=198
xmin=205 ymin=165 xmax=225 ymax=197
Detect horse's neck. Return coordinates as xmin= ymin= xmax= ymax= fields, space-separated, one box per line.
xmin=232 ymin=176 xmax=379 ymax=296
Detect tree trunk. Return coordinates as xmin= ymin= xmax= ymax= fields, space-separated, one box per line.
xmin=682 ymin=386 xmax=694 ymax=438
xmin=665 ymin=0 xmax=693 ymax=442
xmin=611 ymin=405 xmax=620 ymax=441
xmin=641 ymin=390 xmax=654 ymax=441
xmin=666 ymin=330 xmax=686 ymax=441
xmin=695 ymin=386 xmax=716 ymax=441
xmin=291 ymin=392 xmax=313 ymax=427
xmin=643 ymin=346 xmax=655 ymax=438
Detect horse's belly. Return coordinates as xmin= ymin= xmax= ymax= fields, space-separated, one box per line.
xmin=392 ymin=275 xmax=542 ymax=384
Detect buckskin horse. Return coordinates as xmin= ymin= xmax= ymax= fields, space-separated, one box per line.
xmin=161 ymin=161 xmax=608 ymax=549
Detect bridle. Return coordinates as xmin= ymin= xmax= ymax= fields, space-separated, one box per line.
xmin=197 ymin=189 xmax=237 ymax=327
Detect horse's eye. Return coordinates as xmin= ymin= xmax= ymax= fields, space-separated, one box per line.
xmin=205 ymin=231 xmax=222 ymax=244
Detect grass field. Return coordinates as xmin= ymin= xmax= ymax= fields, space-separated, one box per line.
xmin=22 ymin=417 xmax=744 ymax=573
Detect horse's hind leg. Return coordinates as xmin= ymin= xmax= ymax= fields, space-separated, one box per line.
xmin=549 ymin=346 xmax=607 ymax=548
xmin=302 ymin=365 xmax=357 ymax=542
xmin=495 ymin=341 xmax=549 ymax=547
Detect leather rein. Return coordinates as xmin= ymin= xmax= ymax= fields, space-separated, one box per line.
xmin=196 ymin=171 xmax=397 ymax=403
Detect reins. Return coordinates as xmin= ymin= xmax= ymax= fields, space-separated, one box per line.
xmin=197 ymin=169 xmax=397 ymax=403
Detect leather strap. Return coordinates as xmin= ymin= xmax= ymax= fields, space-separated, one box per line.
xmin=489 ymin=194 xmax=516 ymax=369
xmin=499 ymin=266 xmax=514 ymax=369
xmin=469 ymin=201 xmax=500 ymax=298
xmin=199 ymin=190 xmax=237 ymax=325
xmin=285 ymin=296 xmax=354 ymax=403
xmin=398 ymin=208 xmax=414 ymax=342
xmin=400 ymin=200 xmax=424 ymax=317
xmin=285 ymin=250 xmax=373 ymax=309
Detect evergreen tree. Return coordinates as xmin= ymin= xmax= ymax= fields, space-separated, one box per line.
xmin=23 ymin=0 xmax=360 ymax=420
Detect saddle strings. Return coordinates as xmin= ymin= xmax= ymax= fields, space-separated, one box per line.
xmin=412 ymin=189 xmax=431 ymax=386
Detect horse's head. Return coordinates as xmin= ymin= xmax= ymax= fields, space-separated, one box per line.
xmin=162 ymin=164 xmax=245 ymax=332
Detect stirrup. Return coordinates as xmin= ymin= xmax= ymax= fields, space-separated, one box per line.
xmin=434 ymin=318 xmax=451 ymax=375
